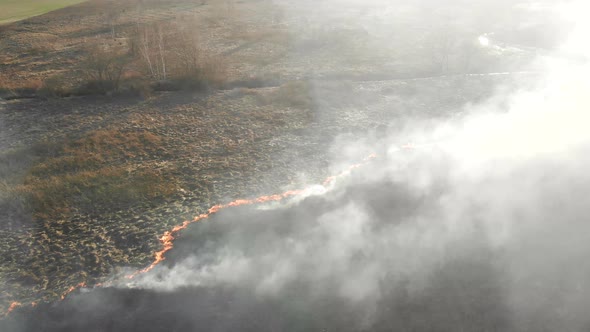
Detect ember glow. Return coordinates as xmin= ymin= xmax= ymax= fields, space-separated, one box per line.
xmin=60 ymin=282 xmax=87 ymax=301
xmin=4 ymin=302 xmax=21 ymax=317
xmin=1 ymin=153 xmax=379 ymax=317
xmin=128 ymin=153 xmax=377 ymax=278
xmin=127 ymin=189 xmax=306 ymax=278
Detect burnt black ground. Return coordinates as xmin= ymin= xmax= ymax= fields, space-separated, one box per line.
xmin=1 ymin=173 xmax=511 ymax=332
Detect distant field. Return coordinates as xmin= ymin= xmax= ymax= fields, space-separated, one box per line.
xmin=0 ymin=0 xmax=86 ymax=24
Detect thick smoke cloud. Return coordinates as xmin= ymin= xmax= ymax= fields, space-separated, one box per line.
xmin=4 ymin=177 xmax=513 ymax=331
xmin=129 ymin=0 xmax=590 ymax=329
xmin=3 ymin=0 xmax=590 ymax=331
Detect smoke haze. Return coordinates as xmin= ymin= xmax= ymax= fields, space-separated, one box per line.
xmin=3 ymin=0 xmax=590 ymax=331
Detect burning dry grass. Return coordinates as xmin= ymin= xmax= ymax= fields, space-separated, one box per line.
xmin=0 ymin=76 xmax=322 ymax=317
xmin=0 ymin=128 xmax=179 ymax=311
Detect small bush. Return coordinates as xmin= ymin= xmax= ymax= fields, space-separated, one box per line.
xmin=152 ymin=79 xmax=182 ymax=92
xmin=133 ymin=18 xmax=228 ymax=91
xmin=117 ymin=77 xmax=152 ymax=97
xmin=76 ymin=79 xmax=118 ymax=95
xmin=39 ymin=74 xmax=72 ymax=97
xmin=78 ymin=45 xmax=131 ymax=94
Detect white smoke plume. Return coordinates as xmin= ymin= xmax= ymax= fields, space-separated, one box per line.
xmin=104 ymin=1 xmax=590 ymax=330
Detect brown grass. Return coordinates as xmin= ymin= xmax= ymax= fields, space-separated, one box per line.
xmin=0 ymin=0 xmax=289 ymax=99
xmin=18 ymin=166 xmax=175 ymax=219
xmin=30 ymin=130 xmax=163 ymax=175
xmin=25 ymin=39 xmax=59 ymax=56
xmin=255 ymin=80 xmax=314 ymax=109
xmin=172 ymin=55 xmax=229 ymax=90
xmin=38 ymin=73 xmax=72 ymax=97
xmin=0 ymin=76 xmax=44 ymax=99
xmin=0 ymin=129 xmax=176 ymax=221
xmin=230 ymin=27 xmax=291 ymax=46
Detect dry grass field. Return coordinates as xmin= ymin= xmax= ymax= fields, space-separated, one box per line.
xmin=0 ymin=0 xmax=547 ymax=321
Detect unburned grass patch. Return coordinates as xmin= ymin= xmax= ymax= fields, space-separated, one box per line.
xmin=1 ymin=129 xmax=176 ymax=221
xmin=272 ymin=80 xmax=314 ymax=109
xmin=0 ymin=143 xmax=60 ymax=228
xmin=252 ymin=80 xmax=314 ymax=110
xmin=30 ymin=129 xmax=163 ymax=175
xmin=0 ymin=77 xmax=44 ymax=100
xmin=20 ymin=167 xmax=176 ymax=219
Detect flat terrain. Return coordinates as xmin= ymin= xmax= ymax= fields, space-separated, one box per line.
xmin=0 ymin=0 xmax=86 ymax=24
xmin=0 ymin=0 xmax=554 ymax=318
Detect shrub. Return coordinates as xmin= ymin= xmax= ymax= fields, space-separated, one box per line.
xmin=39 ymin=74 xmax=72 ymax=97
xmin=133 ymin=18 xmax=228 ymax=91
xmin=118 ymin=77 xmax=152 ymax=97
xmin=78 ymin=45 xmax=131 ymax=94
xmin=173 ymin=56 xmax=228 ymax=91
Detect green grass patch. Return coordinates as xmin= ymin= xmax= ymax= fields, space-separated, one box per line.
xmin=0 ymin=0 xmax=86 ymax=24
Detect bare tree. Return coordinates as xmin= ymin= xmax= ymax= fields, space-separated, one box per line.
xmin=429 ymin=24 xmax=456 ymax=73
xmin=134 ymin=22 xmax=169 ymax=80
xmin=131 ymin=17 xmax=227 ymax=88
xmin=136 ymin=23 xmax=156 ymax=78
xmin=156 ymin=23 xmax=167 ymax=80
xmin=105 ymin=8 xmax=120 ymax=39
xmin=81 ymin=45 xmax=129 ymax=92
xmin=171 ymin=18 xmax=200 ymax=74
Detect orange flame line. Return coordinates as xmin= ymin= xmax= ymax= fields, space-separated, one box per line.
xmin=1 ymin=153 xmax=381 ymax=317
xmin=2 ymin=281 xmax=85 ymax=317
xmin=60 ymin=282 xmax=87 ymax=301
xmin=126 ymin=188 xmax=307 ymax=279
xmin=4 ymin=302 xmax=22 ymax=317
xmin=128 ymin=153 xmax=377 ymax=278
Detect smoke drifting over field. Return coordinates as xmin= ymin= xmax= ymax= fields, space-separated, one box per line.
xmin=3 ymin=0 xmax=590 ymax=331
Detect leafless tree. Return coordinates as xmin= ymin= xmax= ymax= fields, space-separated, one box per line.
xmin=105 ymin=7 xmax=120 ymax=39
xmin=81 ymin=45 xmax=128 ymax=91
xmin=156 ymin=23 xmax=167 ymax=79
xmin=134 ymin=22 xmax=169 ymax=80
xmin=131 ymin=16 xmax=227 ymax=88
